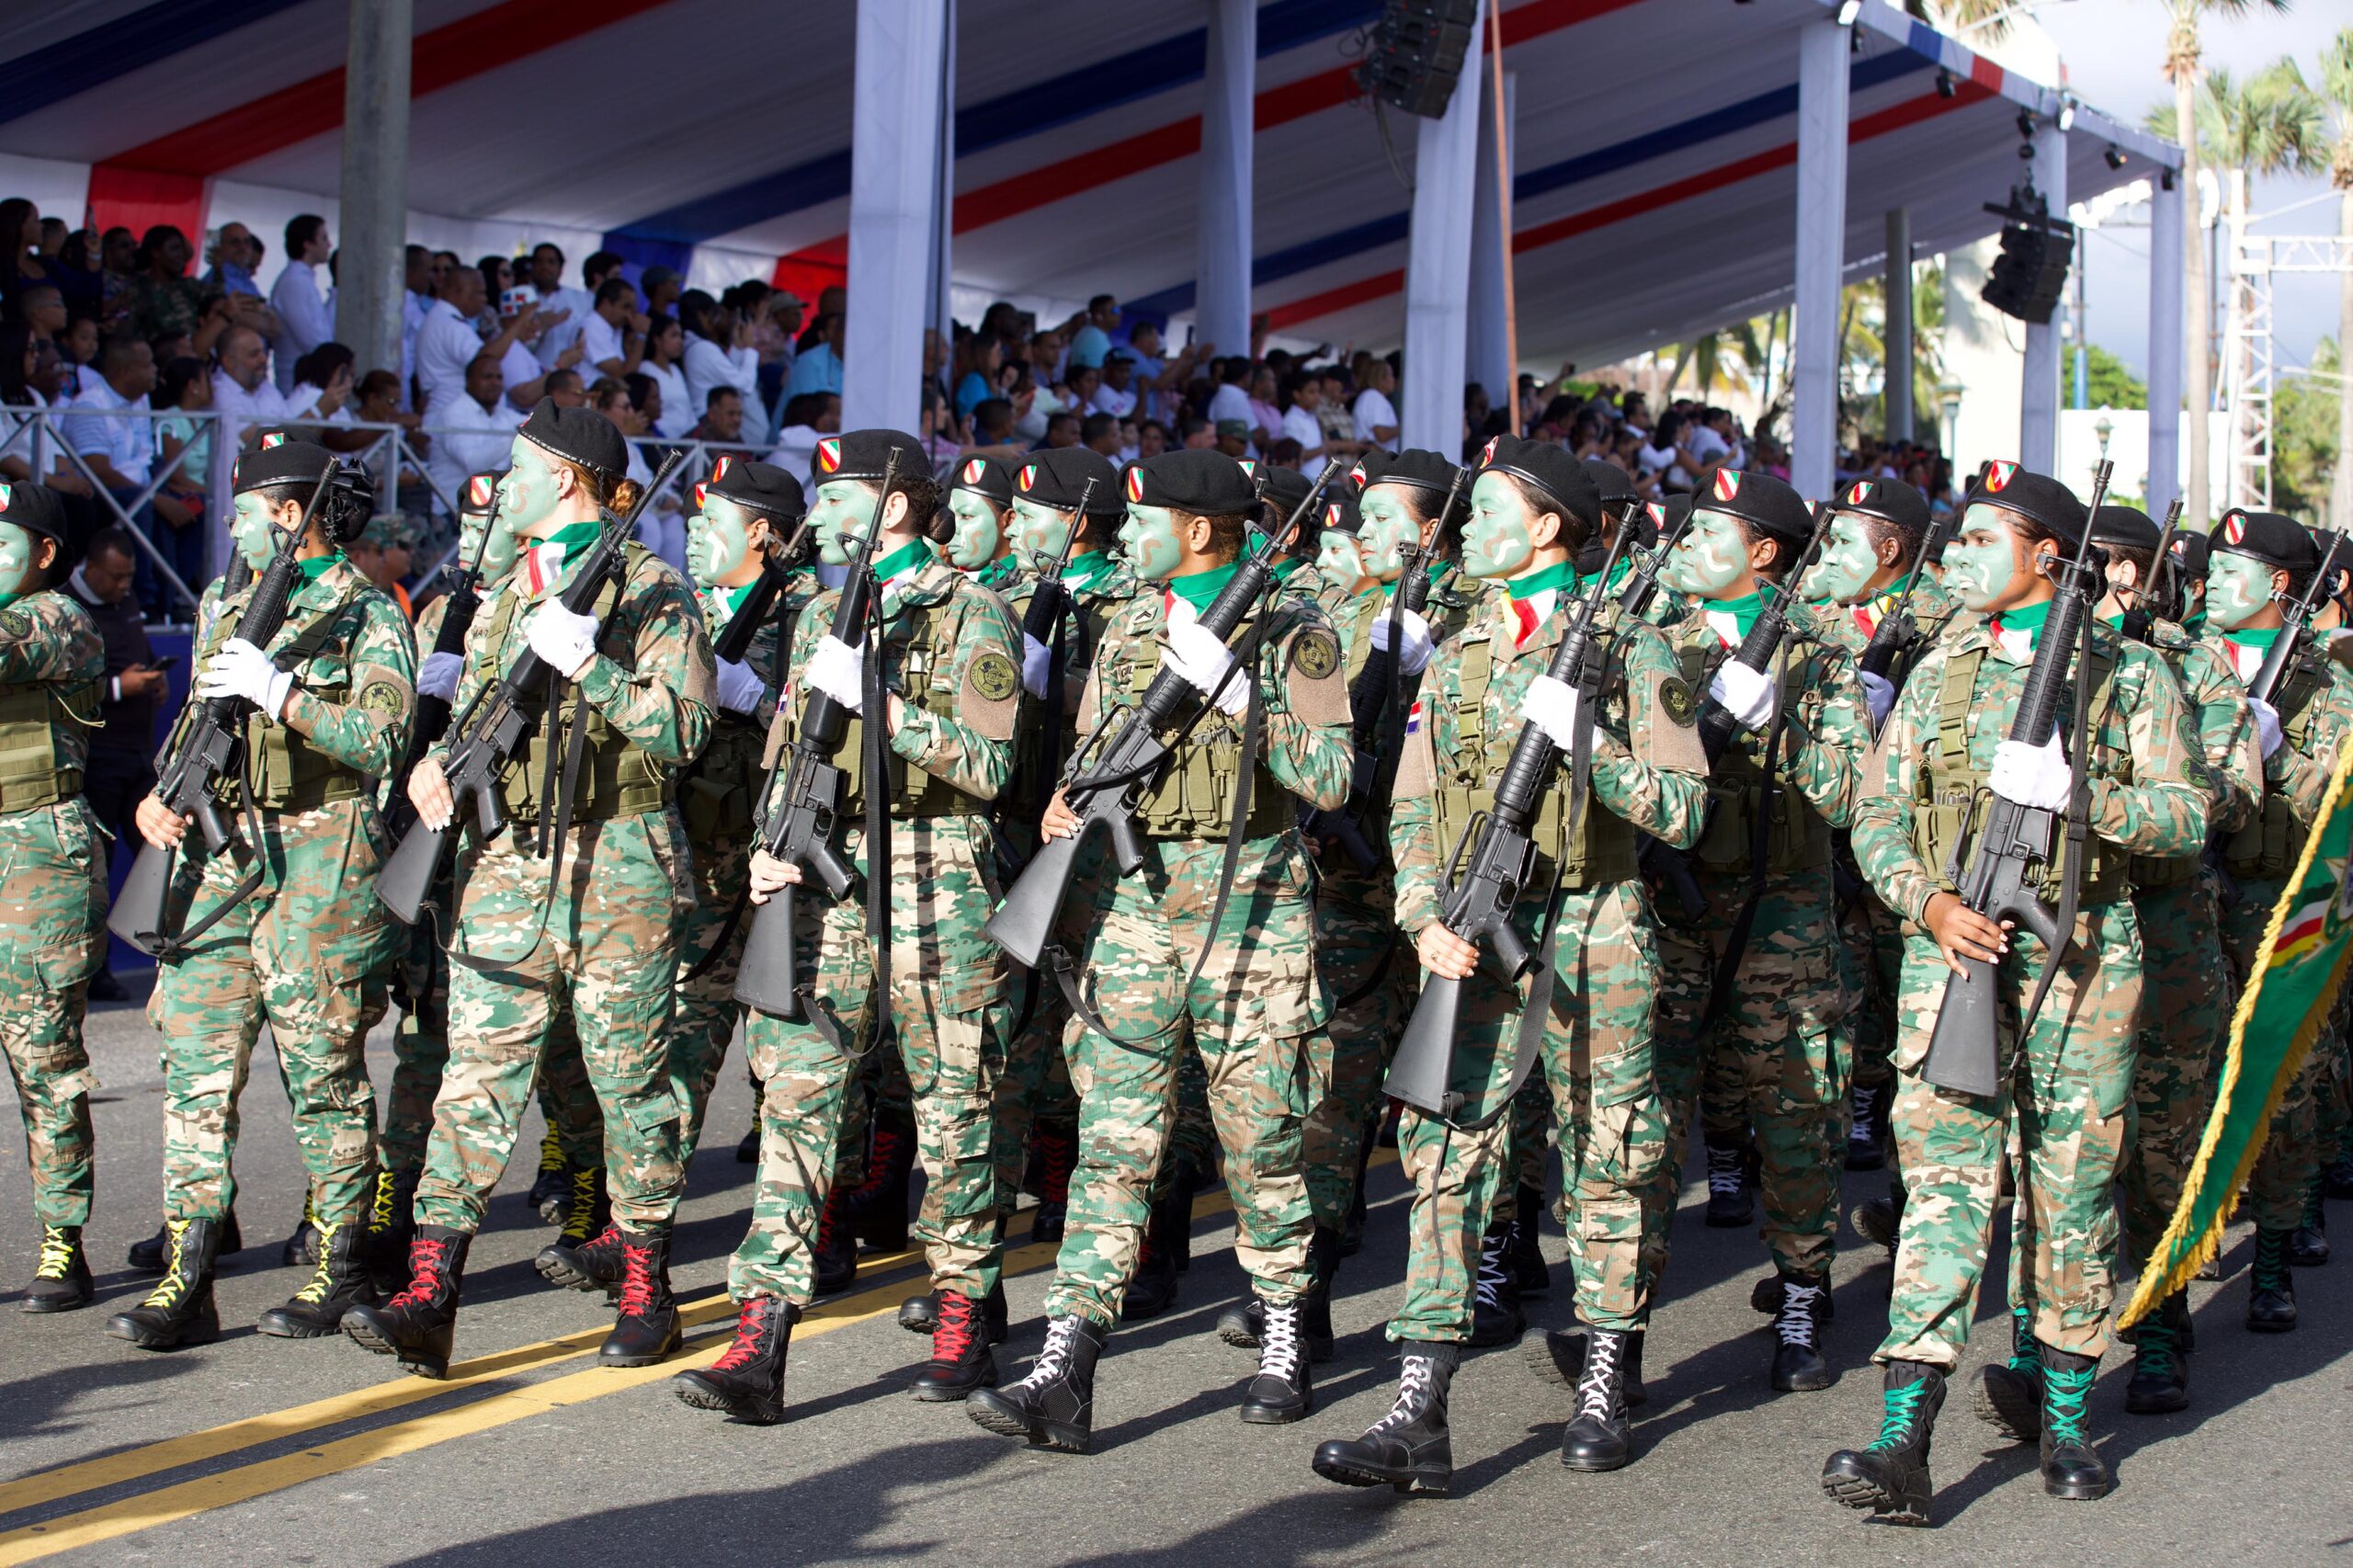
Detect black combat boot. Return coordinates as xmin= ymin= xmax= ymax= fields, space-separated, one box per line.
xmin=1559 ymin=1326 xmax=1636 ymax=1471
xmin=1312 ymin=1342 xmax=1461 ymax=1494
xmin=599 ymin=1231 xmax=681 ymax=1367
xmin=365 ymin=1167 xmax=419 ymax=1296
xmin=1702 ymin=1138 xmax=1755 ymax=1228
xmin=968 ymin=1314 xmax=1108 ymax=1452
xmin=1467 ymin=1216 xmax=1525 ymax=1347
xmin=1821 ymin=1359 xmax=1944 ymax=1525
xmin=1238 ymin=1298 xmax=1314 ymax=1423
xmin=1846 ymin=1083 xmax=1888 ymax=1171
xmin=853 ymin=1105 xmax=917 ymax=1253
xmin=547 ymin=1164 xmax=609 ymax=1259
xmin=105 ymin=1217 xmax=222 ymax=1349
xmin=1525 ymin=1325 xmax=1647 ymax=1407
xmin=527 ymin=1127 xmax=568 ymax=1222
xmin=537 ymin=1221 xmax=627 ymax=1298
xmin=813 ymin=1183 xmax=859 ymax=1297
xmin=1849 ymin=1188 xmax=1902 ymax=1257
xmin=342 ymin=1227 xmax=472 ymax=1378
xmin=258 ymin=1214 xmax=379 ymax=1337
xmin=130 ymin=1208 xmax=241 ymax=1273
xmin=675 ymin=1296 xmax=796 ymax=1424
xmin=282 ymin=1194 xmax=321 ymax=1267
xmin=2246 ymin=1226 xmax=2298 ymax=1331
xmin=1030 ymin=1123 xmax=1075 ymax=1246
xmin=1123 ymin=1178 xmax=1189 ymax=1323
xmin=1768 ymin=1272 xmax=1833 ymax=1392
xmin=2290 ymin=1180 xmax=2330 ymax=1267
xmin=899 ymin=1291 xmax=938 ymax=1334
xmin=1975 ymin=1303 xmax=2044 ymax=1441
xmin=1214 ymin=1296 xmax=1263 ymax=1347
xmin=2124 ymin=1290 xmax=2190 ymax=1415
xmin=1302 ymin=1225 xmax=1340 ymax=1363
xmin=1340 ymin=1128 xmax=1376 ymax=1256
xmin=2037 ymin=1344 xmax=2110 ymax=1499
xmin=22 ymin=1224 xmax=93 ymax=1313
xmin=910 ymin=1289 xmax=998 ymax=1401
xmin=735 ymin=1071 xmax=762 ymax=1165
xmin=2326 ymin=1151 xmax=2353 ymax=1200
xmin=1512 ymin=1185 xmax=1551 ymax=1294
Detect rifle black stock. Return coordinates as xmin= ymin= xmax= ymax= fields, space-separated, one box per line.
xmin=1858 ymin=514 xmax=1957 ymax=682
xmin=2120 ymin=499 xmax=2187 ymax=642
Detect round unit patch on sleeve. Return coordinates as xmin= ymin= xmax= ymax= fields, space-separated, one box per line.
xmin=969 ymin=649 xmax=1019 ymax=702
xmin=1290 ymin=628 xmax=1340 ymax=681
xmin=0 ymin=608 xmax=31 ymax=641
xmin=1658 ymin=675 xmax=1698 ymax=727
xmin=359 ymin=679 xmax=407 ymax=718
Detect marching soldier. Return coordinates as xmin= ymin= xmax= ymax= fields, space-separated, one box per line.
xmin=967 ymin=448 xmax=1353 ymax=1452
xmin=348 ymin=401 xmax=714 ymax=1378
xmin=1823 ymin=464 xmax=2206 ymax=1522
xmin=0 ymin=483 xmax=108 ymax=1312
xmin=673 ymin=427 xmax=1023 ymax=1423
xmin=940 ymin=453 xmax=1021 ymax=592
xmin=1313 ymin=436 xmax=1708 ymax=1493
xmin=110 ymin=441 xmax=415 ymax=1349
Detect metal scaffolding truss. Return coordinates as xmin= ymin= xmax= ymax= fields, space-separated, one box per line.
xmin=2223 ymin=205 xmax=2353 ymax=513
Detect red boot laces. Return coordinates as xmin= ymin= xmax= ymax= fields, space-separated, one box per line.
xmin=390 ymin=1236 xmax=449 ymax=1309
xmin=616 ymin=1241 xmax=660 ymax=1318
xmin=711 ymin=1300 xmax=772 ymax=1371
xmin=932 ymin=1291 xmax=978 ymax=1363
xmin=1038 ymin=1131 xmax=1075 ymax=1205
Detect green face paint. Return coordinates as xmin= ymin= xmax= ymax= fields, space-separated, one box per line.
xmin=497 ymin=437 xmax=570 ymax=541
xmin=1356 ymin=484 xmax=1421 ymax=580
xmin=1008 ymin=496 xmax=1075 ymax=568
xmin=2205 ymin=551 xmax=2278 ymax=631
xmin=687 ymin=494 xmax=755 ymax=588
xmin=811 ymin=478 xmax=882 ymax=567
xmin=1315 ymin=528 xmax=1370 ymax=592
xmin=230 ymin=490 xmax=291 ymax=571
xmin=1943 ymin=502 xmax=2020 ymax=611
xmin=0 ymin=520 xmax=38 ymax=603
xmin=944 ymin=490 xmax=1006 ymax=571
xmin=1802 ymin=513 xmax=1880 ymax=603
xmin=1119 ymin=501 xmax=1186 ymax=584
xmin=1462 ymin=472 xmax=1536 ymax=580
xmin=1660 ymin=507 xmax=1748 ymax=597
xmin=458 ymin=502 xmax=522 ymax=585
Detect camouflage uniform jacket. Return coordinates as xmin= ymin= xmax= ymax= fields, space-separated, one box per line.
xmin=2151 ymin=619 xmax=2260 ymax=839
xmin=1003 ymin=551 xmax=1141 ymax=724
xmin=0 ymin=587 xmax=104 ymax=788
xmin=1668 ymin=595 xmax=1869 ymax=838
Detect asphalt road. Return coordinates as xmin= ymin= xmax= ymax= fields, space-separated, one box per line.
xmin=0 ymin=986 xmax=2347 ymax=1568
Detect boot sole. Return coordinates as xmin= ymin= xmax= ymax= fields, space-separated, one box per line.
xmin=598 ymin=1328 xmax=682 ymax=1368
xmin=534 ymin=1251 xmax=611 ymax=1294
xmin=1560 ymin=1447 xmax=1632 ymax=1472
xmin=909 ymin=1365 xmax=998 ymax=1403
xmin=1311 ymin=1453 xmax=1449 ymax=1494
xmin=1772 ymin=1369 xmax=1836 ymax=1393
xmin=1820 ymin=1467 xmax=1930 ymax=1525
xmin=967 ymin=1392 xmax=1090 ymax=1452
xmin=2124 ymin=1387 xmax=2189 ymax=1415
xmin=1523 ymin=1332 xmax=1650 ymax=1407
xmin=2245 ymin=1317 xmax=2298 ymax=1333
xmin=673 ymin=1373 xmax=783 ymax=1425
xmin=1216 ymin=1322 xmax=1259 ymax=1350
xmin=256 ymin=1312 xmax=349 ymax=1339
xmin=1239 ymin=1403 xmax=1313 ymax=1426
xmin=1973 ymin=1373 xmax=2041 ymax=1442
xmin=104 ymin=1318 xmax=219 ymax=1350
xmin=2046 ymin=1476 xmax=2114 ymax=1501
xmin=21 ymin=1291 xmax=95 ymax=1314
xmin=340 ymin=1317 xmax=449 ymax=1379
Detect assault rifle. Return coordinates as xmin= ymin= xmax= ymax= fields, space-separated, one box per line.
xmin=1012 ymin=480 xmax=1097 ymax=824
xmin=1691 ymin=504 xmax=1836 ymax=767
xmin=1858 ymin=513 xmax=1960 ymax=686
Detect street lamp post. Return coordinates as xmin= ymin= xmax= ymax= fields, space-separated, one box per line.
xmin=1938 ymin=379 xmax=1963 ymax=470
xmin=2095 ymin=408 xmax=2114 ymax=470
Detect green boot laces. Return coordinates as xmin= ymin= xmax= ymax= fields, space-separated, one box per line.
xmin=1867 ymin=1379 xmax=1931 ymax=1451
xmin=2134 ymin=1316 xmax=2178 ymax=1380
xmin=2006 ymin=1304 xmax=2041 ymax=1379
xmin=2253 ymin=1229 xmax=2291 ymax=1291
xmin=2042 ymin=1359 xmax=2096 ymax=1447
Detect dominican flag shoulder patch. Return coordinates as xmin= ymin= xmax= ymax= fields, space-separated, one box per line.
xmin=1405 ymin=699 xmax=1424 ymax=735
xmin=1984 ymin=460 xmax=2018 ymax=493
xmin=1714 ymin=469 xmax=1743 ymax=503
xmin=815 ymin=437 xmax=842 ymax=474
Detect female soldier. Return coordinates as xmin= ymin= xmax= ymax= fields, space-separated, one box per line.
xmin=108 ymin=440 xmax=415 ymax=1348
xmin=941 ymin=453 xmax=1020 ymax=591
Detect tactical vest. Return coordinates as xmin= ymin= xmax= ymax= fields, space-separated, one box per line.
xmin=1112 ymin=610 xmax=1292 ymax=842
xmin=2223 ymin=653 xmax=2325 ymax=881
xmin=1428 ymin=633 xmax=1638 ymax=890
xmin=199 ymin=581 xmax=369 ymax=812
xmin=1675 ymin=640 xmax=1834 ymax=877
xmin=0 ymin=668 xmax=97 ymax=812
xmin=481 ymin=554 xmax=668 ymax=825
xmin=1908 ymin=641 xmax=2128 ymax=907
xmin=807 ymin=589 xmax=985 ymax=819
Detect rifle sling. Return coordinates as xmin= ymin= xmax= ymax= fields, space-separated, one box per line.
xmin=1432 ymin=872 xmax=1569 ymax=1135
xmin=861 ymin=589 xmax=894 ymax=1062
xmin=147 ymin=775 xmax=272 ymax=960
xmin=2019 ymin=597 xmax=2096 ymax=1041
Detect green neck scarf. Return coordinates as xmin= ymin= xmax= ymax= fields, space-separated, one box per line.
xmin=972 ymin=553 xmax=1021 ymax=590
xmin=872 ymin=537 xmax=932 ymax=583
xmin=1063 ymin=549 xmax=1111 ymax=593
xmin=1710 ymin=587 xmax=1768 ymax=640
xmin=298 ymin=551 xmax=345 ymax=585
xmin=2183 ymin=607 xmax=2208 ymax=634
xmin=1506 ymin=557 xmax=1577 ymax=604
xmin=2224 ymin=625 xmax=2281 ymax=651
xmin=1993 ymin=596 xmax=2052 ymax=651
xmin=1167 ymin=560 xmax=1241 ymax=616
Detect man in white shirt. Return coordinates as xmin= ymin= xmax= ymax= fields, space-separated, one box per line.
xmin=425 ymin=355 xmax=524 ymax=513
xmin=1089 ymin=350 xmax=1140 ymax=419
xmin=63 ymin=335 xmax=158 ymax=493
xmin=580 ymin=278 xmax=647 ymax=381
xmin=400 ymin=244 xmax=434 ymax=412
xmin=1277 ymin=374 xmax=1337 ymax=481
xmin=210 ymin=326 xmax=316 ymax=453
xmin=525 ymin=244 xmax=614 ymax=372
xmin=1685 ymin=406 xmax=1733 ymax=472
xmin=765 ymin=391 xmax=841 ymax=486
xmin=1351 ymin=359 xmax=1401 ymax=453
xmin=268 ymin=215 xmax=336 ymax=394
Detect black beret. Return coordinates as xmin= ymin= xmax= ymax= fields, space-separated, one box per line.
xmin=2212 ymin=507 xmax=2317 ymax=574
xmin=1961 ymin=460 xmax=2086 ymax=544
xmin=1835 ymin=475 xmax=1929 ymax=536
xmin=2169 ymin=529 xmax=2210 ymax=582
xmin=948 ymin=453 xmax=1014 ymax=507
xmin=1317 ymin=493 xmax=1361 ymax=536
xmin=1693 ymin=467 xmax=1812 ymax=546
xmin=2305 ymin=525 xmax=2351 ymax=580
xmin=1351 ymin=447 xmax=1461 ymax=498
xmin=1254 ymin=462 xmax=1313 ymax=520
xmin=1583 ymin=457 xmax=1639 ymax=510
xmin=0 ymin=481 xmax=71 ymax=545
xmin=518 ymin=397 xmax=627 ymax=476
xmin=1016 ymin=447 xmax=1122 ymax=515
xmin=2089 ymin=504 xmax=2160 ymax=554
xmin=1474 ymin=433 xmax=1600 ymax=531
xmin=460 ymin=472 xmax=500 ymax=516
xmin=233 ymin=435 xmax=336 ymax=495
xmin=811 ymin=427 xmax=926 ymax=486
xmin=1124 ymin=449 xmax=1257 ymax=517
xmin=703 ymin=455 xmax=806 ymax=520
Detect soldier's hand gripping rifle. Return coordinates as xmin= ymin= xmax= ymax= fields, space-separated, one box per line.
xmin=109 ymin=462 xmax=338 ymax=957
xmin=985 ymin=461 xmax=1341 ymax=969
xmin=1690 ymin=502 xmax=1836 ymax=767
xmin=734 ymin=455 xmax=902 ymax=1018
xmin=375 ymin=449 xmax=687 ymax=926
xmin=1384 ymin=526 xmax=1635 ymax=1118
xmin=2119 ymin=500 xmax=2186 ymax=643
xmin=1013 ymin=480 xmax=1097 ymax=823
xmin=1920 ymin=459 xmax=2116 ymax=1097
xmin=383 ymin=477 xmax=501 ymax=845
xmin=1858 ymin=512 xmax=1960 ymax=685
xmin=1301 ymin=468 xmax=1467 ymax=871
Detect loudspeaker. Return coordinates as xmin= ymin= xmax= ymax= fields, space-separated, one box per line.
xmin=1355 ymin=0 xmax=1480 ymax=119
xmin=1979 ymin=189 xmax=2074 ymax=324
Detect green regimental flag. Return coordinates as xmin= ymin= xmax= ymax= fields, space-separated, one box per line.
xmin=2122 ymin=732 xmax=2353 ymax=1327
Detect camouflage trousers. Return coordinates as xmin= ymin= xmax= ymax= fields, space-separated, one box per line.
xmin=730 ymin=817 xmax=1008 ymax=1305
xmin=1392 ymin=879 xmax=1668 ymax=1342
xmin=1679 ymin=869 xmax=1850 ymax=1281
xmin=1641 ymin=921 xmax=1711 ymax=1297
xmin=667 ymin=833 xmax=752 ymax=1167
xmin=381 ymin=896 xmax=451 ymax=1176
xmin=2119 ymin=873 xmax=2226 ymax=1263
xmin=2227 ymin=876 xmax=2335 ymax=1231
xmin=1484 ymin=1079 xmax=1555 ymax=1231
xmin=1840 ymin=864 xmax=1903 ymax=1096
xmin=1044 ymin=831 xmax=1324 ymax=1328
xmin=415 ymin=813 xmax=692 ymax=1234
xmin=1302 ymin=865 xmax=1415 ymax=1232
xmin=0 ymin=802 xmax=106 ymax=1227
xmin=153 ymin=800 xmax=394 ymax=1228
xmin=991 ymin=967 xmax=1078 ymax=1215
xmin=1877 ymin=902 xmax=2142 ymax=1370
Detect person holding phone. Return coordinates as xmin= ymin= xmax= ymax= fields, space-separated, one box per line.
xmin=62 ymin=527 xmax=159 ymax=1002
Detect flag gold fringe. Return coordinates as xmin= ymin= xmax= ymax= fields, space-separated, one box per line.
xmin=2120 ymin=732 xmax=2353 ymax=1328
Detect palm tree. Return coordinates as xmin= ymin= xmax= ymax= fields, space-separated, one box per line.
xmin=2300 ymin=29 xmax=2353 ymax=527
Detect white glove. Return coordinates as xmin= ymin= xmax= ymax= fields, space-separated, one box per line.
xmin=1708 ymin=661 xmax=1779 ymax=731
xmin=1859 ymin=670 xmax=1896 ymax=728
xmin=1990 ymin=730 xmax=2075 ymax=812
xmin=1369 ymin=607 xmax=1436 ymax=676
xmin=1021 ymin=632 xmax=1053 ymax=699
xmin=417 ymin=650 xmax=463 ymax=702
xmin=805 ymin=633 xmax=866 ymax=713
xmin=525 ymin=601 xmax=600 ymax=679
xmin=1165 ymin=619 xmax=1247 ymax=717
xmin=1518 ymin=674 xmax=1585 ymax=751
xmin=2248 ymin=696 xmax=2284 ymax=760
xmin=196 ymin=637 xmax=293 ymax=721
xmin=715 ymin=657 xmax=765 ymax=715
